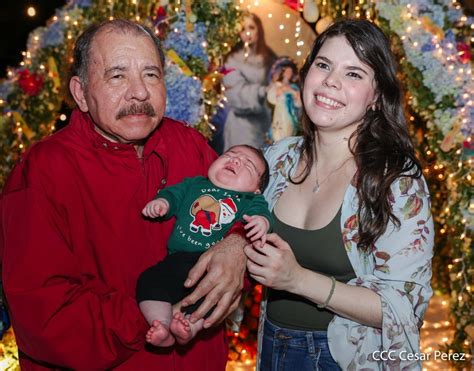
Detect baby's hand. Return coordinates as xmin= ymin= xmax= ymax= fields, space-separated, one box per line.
xmin=243 ymin=215 xmax=270 ymax=244
xmin=142 ymin=198 xmax=169 ymax=218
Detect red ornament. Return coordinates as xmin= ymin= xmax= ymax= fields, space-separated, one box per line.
xmin=239 ymin=326 xmax=249 ymax=339
xmin=248 ymin=317 xmax=258 ymax=330
xmin=157 ymin=6 xmax=166 ymax=18
xmin=250 ymin=303 xmax=260 ymax=318
xmin=253 ymin=288 xmax=262 ymax=302
xmin=18 ymin=69 xmax=44 ymax=96
xmin=284 ymin=0 xmax=300 ymax=11
xmin=457 ymin=42 xmax=471 ymax=64
xmin=244 ymin=295 xmax=253 ymax=307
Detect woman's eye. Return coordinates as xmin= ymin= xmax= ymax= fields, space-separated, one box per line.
xmin=347 ymin=72 xmax=362 ymax=79
xmin=316 ymin=62 xmax=329 ymax=70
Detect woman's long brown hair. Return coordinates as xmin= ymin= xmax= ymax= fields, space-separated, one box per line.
xmin=294 ymin=19 xmax=422 ymax=252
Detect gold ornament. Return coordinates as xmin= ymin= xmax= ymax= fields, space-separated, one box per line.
xmin=315 ymin=15 xmax=333 ymax=34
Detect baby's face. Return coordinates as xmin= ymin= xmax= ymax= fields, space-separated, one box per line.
xmin=208 ymin=146 xmax=264 ymax=193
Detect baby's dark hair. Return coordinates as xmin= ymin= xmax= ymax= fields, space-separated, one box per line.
xmin=226 ymin=145 xmax=270 ymax=193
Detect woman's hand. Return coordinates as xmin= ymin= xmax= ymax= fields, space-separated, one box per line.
xmin=244 ymin=233 xmax=304 ymax=292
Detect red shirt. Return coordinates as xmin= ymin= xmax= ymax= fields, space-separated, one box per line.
xmin=0 ymin=110 xmax=227 ymax=370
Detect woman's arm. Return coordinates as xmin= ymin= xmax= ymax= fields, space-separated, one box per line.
xmin=245 ymin=233 xmax=382 ymax=328
xmin=247 ymin=174 xmax=433 ymax=330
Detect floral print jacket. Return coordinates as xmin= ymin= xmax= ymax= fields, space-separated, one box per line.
xmin=257 ymin=137 xmax=434 ymax=370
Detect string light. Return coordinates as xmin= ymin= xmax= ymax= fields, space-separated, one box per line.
xmin=26 ymin=6 xmax=36 ymax=17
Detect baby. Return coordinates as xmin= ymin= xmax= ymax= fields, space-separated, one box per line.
xmin=137 ymin=144 xmax=273 ymax=347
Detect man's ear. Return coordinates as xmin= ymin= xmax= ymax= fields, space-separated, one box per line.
xmin=69 ymin=76 xmax=89 ymax=112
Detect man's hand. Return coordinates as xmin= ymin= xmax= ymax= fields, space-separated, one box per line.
xmin=181 ymin=233 xmax=247 ymax=328
xmin=142 ymin=198 xmax=169 ymax=218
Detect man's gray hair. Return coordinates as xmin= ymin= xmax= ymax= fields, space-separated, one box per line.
xmin=71 ymin=19 xmax=165 ymax=86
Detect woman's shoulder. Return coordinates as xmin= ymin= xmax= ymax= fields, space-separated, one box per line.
xmin=264 ymin=137 xmax=303 ymax=174
xmin=264 ymin=136 xmax=302 ymax=158
xmin=389 ymin=165 xmax=428 ymax=197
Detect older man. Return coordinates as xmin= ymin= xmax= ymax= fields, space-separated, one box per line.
xmin=0 ymin=19 xmax=246 ymax=370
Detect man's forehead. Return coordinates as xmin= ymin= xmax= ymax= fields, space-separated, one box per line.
xmin=89 ymin=30 xmax=161 ymax=66
xmin=92 ymin=28 xmax=156 ymax=52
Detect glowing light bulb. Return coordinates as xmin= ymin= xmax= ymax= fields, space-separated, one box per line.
xmin=27 ymin=6 xmax=36 ymax=17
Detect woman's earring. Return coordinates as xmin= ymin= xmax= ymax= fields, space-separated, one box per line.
xmin=371 ymin=103 xmax=377 ymax=112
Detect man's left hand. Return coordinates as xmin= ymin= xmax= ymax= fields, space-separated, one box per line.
xmin=181 ymin=233 xmax=246 ymax=328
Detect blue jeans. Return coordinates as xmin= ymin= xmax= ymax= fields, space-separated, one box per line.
xmin=261 ymin=317 xmax=341 ymax=371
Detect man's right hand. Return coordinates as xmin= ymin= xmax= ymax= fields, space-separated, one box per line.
xmin=181 ymin=233 xmax=247 ymax=328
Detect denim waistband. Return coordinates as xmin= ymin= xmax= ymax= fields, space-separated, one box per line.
xmin=264 ymin=316 xmax=329 ymax=345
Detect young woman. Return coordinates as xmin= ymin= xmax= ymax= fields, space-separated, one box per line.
xmin=222 ymin=12 xmax=276 ymax=150
xmin=245 ymin=19 xmax=434 ymax=370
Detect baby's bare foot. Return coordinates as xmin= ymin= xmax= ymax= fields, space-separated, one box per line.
xmin=170 ymin=312 xmax=193 ymax=345
xmin=146 ymin=320 xmax=175 ymax=347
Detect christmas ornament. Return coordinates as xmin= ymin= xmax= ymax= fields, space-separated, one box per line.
xmin=315 ymin=15 xmax=333 ymax=34
xmin=17 ymin=69 xmax=44 ymax=96
xmin=303 ymin=0 xmax=319 ymax=23
xmin=457 ymin=42 xmax=471 ymax=64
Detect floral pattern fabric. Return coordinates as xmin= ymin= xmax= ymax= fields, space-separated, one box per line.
xmin=257 ymin=136 xmax=434 ymax=370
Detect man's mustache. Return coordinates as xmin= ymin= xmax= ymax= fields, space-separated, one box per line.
xmin=116 ymin=103 xmax=156 ymax=120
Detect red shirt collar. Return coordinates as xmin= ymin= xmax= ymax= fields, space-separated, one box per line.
xmin=69 ymin=108 xmax=169 ymax=160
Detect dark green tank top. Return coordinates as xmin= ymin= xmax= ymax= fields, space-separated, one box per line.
xmin=267 ymin=207 xmax=356 ymax=331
